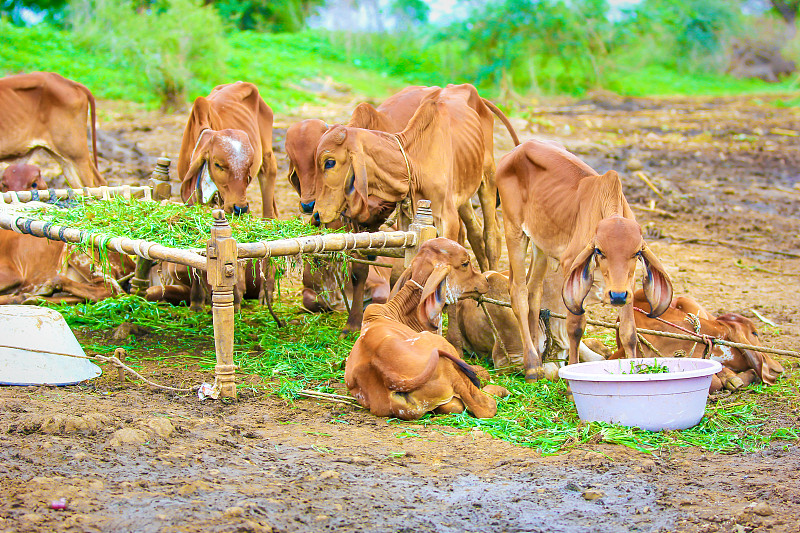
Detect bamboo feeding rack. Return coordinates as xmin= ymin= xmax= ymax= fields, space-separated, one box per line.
xmin=0 ymin=176 xmax=437 ymax=400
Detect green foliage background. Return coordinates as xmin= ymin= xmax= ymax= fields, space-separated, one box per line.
xmin=1 ymin=0 xmax=798 ymax=110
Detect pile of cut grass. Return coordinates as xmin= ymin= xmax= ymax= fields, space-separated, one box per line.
xmin=50 ymin=296 xmax=800 ymax=455
xmin=31 ymin=196 xmax=341 ymax=250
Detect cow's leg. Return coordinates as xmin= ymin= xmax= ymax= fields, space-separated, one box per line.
xmin=457 ymin=202 xmax=488 ymax=272
xmin=433 ymin=397 xmax=466 ymax=414
xmin=190 ymin=276 xmax=206 ymax=312
xmin=0 ymin=271 xmax=22 ymax=295
xmin=257 ymin=152 xmax=278 ymax=219
xmin=477 ymin=167 xmax=500 ymax=270
xmin=343 ymin=261 xmax=369 ymax=334
xmin=507 ymin=231 xmax=543 ymax=381
xmin=736 ymin=369 xmax=760 ymax=388
xmin=717 ymin=367 xmax=745 ymax=391
xmin=526 ymin=246 xmax=548 ymax=361
xmin=618 ymin=303 xmax=638 ymax=359
xmin=145 ymin=284 xmax=191 ymax=305
xmin=43 ymin=148 xmax=84 ymax=189
xmin=449 ymin=369 xmax=498 ymax=419
xmin=566 ymin=311 xmax=587 ymax=366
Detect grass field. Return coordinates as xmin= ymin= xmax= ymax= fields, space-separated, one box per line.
xmin=3 ymin=20 xmax=797 ymax=112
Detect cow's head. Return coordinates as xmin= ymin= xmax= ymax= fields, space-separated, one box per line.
xmin=286 ymin=119 xmax=329 ymax=214
xmin=1 ymin=163 xmax=46 ymax=193
xmin=715 ymin=313 xmax=785 ymax=385
xmin=392 ymin=238 xmax=489 ymax=331
xmin=313 ymin=125 xmax=411 ymax=225
xmin=180 ymin=128 xmax=254 ymax=216
xmin=563 ymin=215 xmax=672 ymax=317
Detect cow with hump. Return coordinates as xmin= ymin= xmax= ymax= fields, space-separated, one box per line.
xmin=496 ymin=139 xmax=673 ymax=382
xmin=345 ymin=238 xmax=509 ymax=420
xmin=178 ymin=81 xmax=278 ymax=218
xmin=0 ymin=72 xmax=105 ymax=188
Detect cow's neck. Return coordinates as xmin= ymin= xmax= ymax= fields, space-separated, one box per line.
xmin=370 ymin=281 xmax=432 ymax=333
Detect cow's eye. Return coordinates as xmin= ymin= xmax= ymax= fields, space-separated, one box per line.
xmin=461 ymin=260 xmax=470 ymax=268
xmin=215 ymin=162 xmax=224 ymax=170
xmin=30 ymin=183 xmax=37 ymax=189
xmin=752 ymin=332 xmax=758 ymax=337
xmin=324 ymin=159 xmax=336 ymax=170
xmin=594 ymin=247 xmax=605 ymax=258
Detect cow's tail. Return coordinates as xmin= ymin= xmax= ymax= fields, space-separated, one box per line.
xmin=482 ymin=97 xmax=520 ymax=147
xmin=76 ymin=81 xmax=101 ymax=184
xmin=438 ymin=350 xmax=481 ymax=388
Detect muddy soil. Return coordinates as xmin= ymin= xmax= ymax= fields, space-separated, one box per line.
xmin=2 ymin=92 xmax=800 ymax=532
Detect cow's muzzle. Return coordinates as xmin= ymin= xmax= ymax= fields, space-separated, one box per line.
xmin=609 ymin=290 xmax=628 ymax=306
xmin=232 ymin=204 xmax=249 ymax=216
xmin=300 ymin=200 xmax=316 ymax=214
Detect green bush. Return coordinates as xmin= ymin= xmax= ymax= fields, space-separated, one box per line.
xmin=67 ymin=0 xmax=227 ymax=110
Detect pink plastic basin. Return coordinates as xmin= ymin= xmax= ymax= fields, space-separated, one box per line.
xmin=558 ymin=357 xmax=722 ymax=431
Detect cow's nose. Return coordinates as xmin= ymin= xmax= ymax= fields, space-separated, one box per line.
xmin=311 ymin=212 xmax=321 ymax=227
xmin=609 ymin=291 xmax=628 ymax=305
xmin=232 ymin=204 xmax=249 ymax=216
xmin=300 ymin=200 xmax=315 ymax=214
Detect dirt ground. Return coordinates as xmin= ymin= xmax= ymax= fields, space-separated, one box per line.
xmin=2 ymin=91 xmax=800 ymax=532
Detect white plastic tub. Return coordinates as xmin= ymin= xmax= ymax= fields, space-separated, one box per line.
xmin=0 ymin=305 xmax=101 ymax=386
xmin=558 ymin=357 xmax=722 ymax=431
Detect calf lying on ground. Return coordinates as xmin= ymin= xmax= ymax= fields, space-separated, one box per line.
xmin=448 ymin=269 xmax=607 ymax=379
xmin=346 ymin=238 xmax=508 ymax=420
xmin=0 ymin=167 xmax=131 ymax=304
xmin=496 ymin=139 xmax=673 ymax=381
xmin=610 ymin=290 xmax=784 ymax=392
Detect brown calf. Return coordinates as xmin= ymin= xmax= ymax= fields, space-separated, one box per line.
xmin=346 ymin=238 xmax=508 ymax=420
xmin=496 ymin=140 xmax=673 ymax=381
xmin=178 ymin=82 xmax=278 ymax=218
xmin=611 ymin=290 xmax=784 ymax=392
xmin=0 ymin=72 xmax=104 ymax=187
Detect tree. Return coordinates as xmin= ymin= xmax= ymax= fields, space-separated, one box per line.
xmin=207 ymin=0 xmax=326 ymax=32
xmin=770 ymin=0 xmax=800 ymax=39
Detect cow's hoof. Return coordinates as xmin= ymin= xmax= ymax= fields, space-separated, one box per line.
xmin=339 ymin=326 xmax=359 ymax=339
xmin=482 ymin=384 xmax=510 ymax=397
xmin=189 ymin=304 xmax=204 ymax=313
xmin=525 ymin=366 xmax=545 ymax=382
xmin=565 ymin=383 xmax=574 ymax=403
xmin=543 ymin=362 xmax=561 ymax=381
xmin=724 ymin=375 xmax=745 ymax=391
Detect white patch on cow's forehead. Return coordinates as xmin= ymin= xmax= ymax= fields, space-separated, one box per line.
xmin=220 ymin=134 xmax=251 ymax=173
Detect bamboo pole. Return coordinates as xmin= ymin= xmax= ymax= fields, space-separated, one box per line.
xmin=236 ymin=230 xmax=416 ymax=259
xmin=207 ymin=209 xmax=238 ymax=400
xmin=0 ymin=185 xmax=153 ymax=205
xmin=0 ymin=212 xmax=207 ymax=271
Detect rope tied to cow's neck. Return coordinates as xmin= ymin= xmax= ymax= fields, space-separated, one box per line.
xmin=407 ymin=278 xmax=424 ymax=291
xmin=634 ymin=306 xmax=715 ymax=358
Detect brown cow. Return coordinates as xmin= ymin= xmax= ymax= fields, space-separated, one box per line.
xmin=286 ymin=85 xmax=441 ymax=214
xmin=345 ymin=238 xmax=508 ymax=420
xmin=178 ymin=82 xmax=278 ymax=218
xmin=0 ymin=72 xmax=104 ymax=187
xmin=286 ymin=86 xmax=440 ymax=333
xmin=314 ymin=84 xmax=519 ymax=272
xmin=610 ymin=290 xmax=784 ymax=392
xmin=1 ymin=163 xmax=46 ymax=192
xmin=496 ymin=140 xmax=673 ymax=381
xmin=447 ymin=269 xmax=607 ymax=377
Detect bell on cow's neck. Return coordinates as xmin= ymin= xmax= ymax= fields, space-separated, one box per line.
xmin=150 ymin=157 xmax=172 ymax=200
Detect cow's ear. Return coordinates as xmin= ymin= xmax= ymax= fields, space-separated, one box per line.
xmin=190 ymin=97 xmax=211 ymax=128
xmin=562 ymin=242 xmax=596 ymax=315
xmin=347 ymin=149 xmax=370 ymax=221
xmin=389 ymin=267 xmax=412 ymax=300
xmin=417 ymin=264 xmax=451 ymax=330
xmin=180 ymin=132 xmax=212 ymax=203
xmin=640 ymin=244 xmax=673 ymax=318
